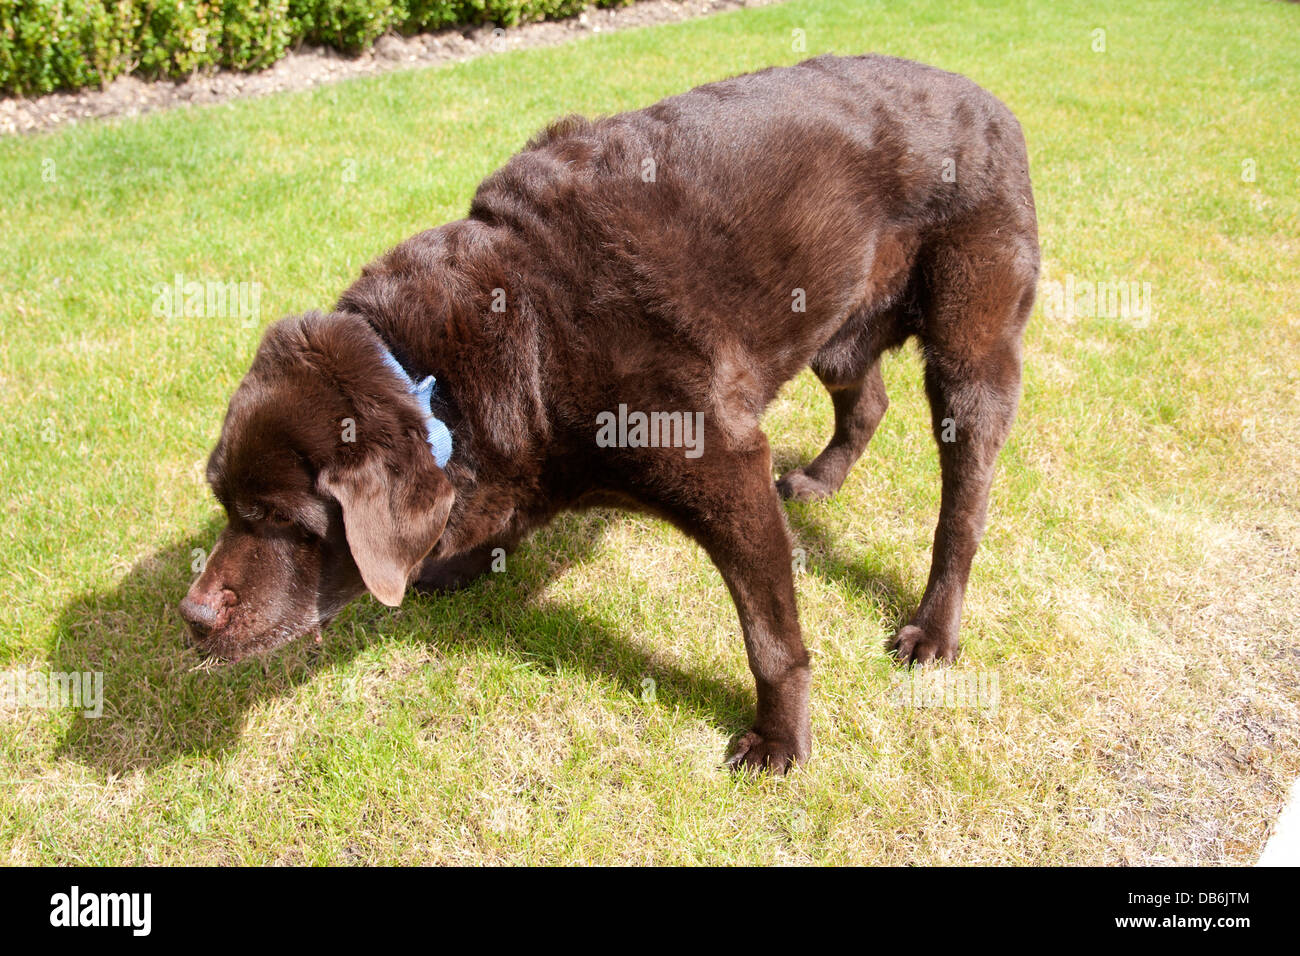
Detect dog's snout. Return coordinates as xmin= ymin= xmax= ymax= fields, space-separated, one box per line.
xmin=179 ymin=596 xmax=218 ymax=637
xmin=180 ymin=586 xmax=236 ymax=643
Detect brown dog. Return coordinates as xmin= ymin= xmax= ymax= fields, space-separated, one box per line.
xmin=181 ymin=54 xmax=1039 ymax=773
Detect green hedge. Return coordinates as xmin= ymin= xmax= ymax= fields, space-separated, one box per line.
xmin=0 ymin=0 xmax=630 ymax=95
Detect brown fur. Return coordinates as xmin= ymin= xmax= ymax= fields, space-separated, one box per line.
xmin=181 ymin=54 xmax=1040 ymax=773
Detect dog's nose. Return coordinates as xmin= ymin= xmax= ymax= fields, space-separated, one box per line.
xmin=180 ymin=585 xmax=238 ymax=644
xmin=179 ymin=596 xmax=219 ymax=640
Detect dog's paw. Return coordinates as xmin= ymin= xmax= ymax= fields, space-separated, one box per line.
xmin=411 ymin=552 xmax=493 ymax=594
xmin=726 ymin=730 xmax=807 ymax=775
xmin=410 ymin=571 xmax=477 ymax=595
xmin=889 ymin=624 xmax=959 ymax=666
xmin=776 ymin=467 xmax=836 ymax=502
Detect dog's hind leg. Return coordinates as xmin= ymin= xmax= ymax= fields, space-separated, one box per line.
xmin=777 ymin=305 xmax=904 ymax=502
xmin=777 ymin=360 xmax=888 ymax=501
xmin=890 ymin=225 xmax=1038 ymax=666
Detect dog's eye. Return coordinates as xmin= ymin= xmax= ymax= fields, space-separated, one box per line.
xmin=239 ymin=504 xmax=293 ymax=529
xmin=265 ymin=510 xmax=296 ymax=529
xmin=267 ymin=508 xmax=323 ymax=540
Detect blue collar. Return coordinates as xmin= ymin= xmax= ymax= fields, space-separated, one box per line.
xmin=378 ymin=348 xmax=453 ymax=468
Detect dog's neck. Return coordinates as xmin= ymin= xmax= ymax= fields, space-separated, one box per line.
xmin=335 ymin=220 xmax=559 ymax=561
xmin=339 ymin=221 xmax=550 ymax=468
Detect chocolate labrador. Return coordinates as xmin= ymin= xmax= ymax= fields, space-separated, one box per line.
xmin=180 ymin=54 xmax=1039 ymax=772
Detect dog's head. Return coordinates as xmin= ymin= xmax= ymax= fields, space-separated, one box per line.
xmin=180 ymin=312 xmax=454 ymax=662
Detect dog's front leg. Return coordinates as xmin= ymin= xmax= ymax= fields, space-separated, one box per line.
xmin=645 ymin=440 xmax=811 ymax=773
xmin=411 ymin=542 xmax=505 ymax=594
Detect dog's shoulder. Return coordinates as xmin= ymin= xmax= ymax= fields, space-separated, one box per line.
xmin=524 ymin=113 xmax=594 ymax=152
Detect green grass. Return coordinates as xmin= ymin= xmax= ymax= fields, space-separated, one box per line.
xmin=2 ymin=0 xmax=1297 ymax=865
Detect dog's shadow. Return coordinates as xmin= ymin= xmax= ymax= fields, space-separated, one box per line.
xmin=51 ymin=501 xmax=913 ymax=776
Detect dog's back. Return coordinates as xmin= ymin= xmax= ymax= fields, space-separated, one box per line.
xmin=464 ymin=55 xmax=1035 ymax=444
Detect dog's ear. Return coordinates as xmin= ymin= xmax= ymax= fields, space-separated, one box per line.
xmin=319 ymin=447 xmax=454 ymax=607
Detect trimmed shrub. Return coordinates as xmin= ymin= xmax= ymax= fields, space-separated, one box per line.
xmin=0 ymin=0 xmax=637 ymax=95
xmin=0 ymin=1 xmax=133 ymax=94
xmin=133 ymin=1 xmax=224 ymax=78
xmin=289 ymin=0 xmax=404 ymax=52
xmin=403 ymin=1 xmax=471 ymax=33
xmin=220 ymin=0 xmax=294 ymax=72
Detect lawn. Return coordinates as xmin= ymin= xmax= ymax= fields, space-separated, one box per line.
xmin=1 ymin=0 xmax=1297 ymax=865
